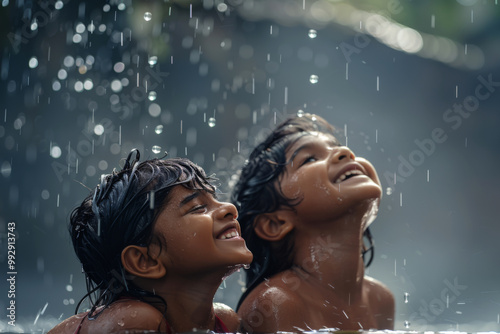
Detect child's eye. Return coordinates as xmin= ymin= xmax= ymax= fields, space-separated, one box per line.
xmin=300 ymin=156 xmax=317 ymax=166
xmin=190 ymin=205 xmax=208 ymax=214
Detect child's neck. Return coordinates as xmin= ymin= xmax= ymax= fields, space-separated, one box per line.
xmin=148 ymin=272 xmax=224 ymax=332
xmin=292 ymin=209 xmax=368 ymax=301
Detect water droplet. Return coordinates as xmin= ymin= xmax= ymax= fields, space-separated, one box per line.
xmin=308 ymin=29 xmax=317 ymax=38
xmin=94 ymin=124 xmax=105 ymax=136
xmin=1 ymin=161 xmax=12 ymax=177
xmin=51 ymin=146 xmax=62 ymax=159
xmin=297 ymin=109 xmax=305 ymax=117
xmin=148 ymin=56 xmax=158 ymax=66
xmin=152 ymin=145 xmax=162 ymax=154
xmin=148 ymin=103 xmax=161 ymax=117
xmin=130 ymin=310 xmax=138 ymax=318
xmin=29 ymin=57 xmax=38 ymax=69
xmin=208 ymin=117 xmax=216 ymax=127
xmin=404 ymin=320 xmax=410 ymax=328
xmin=217 ymin=3 xmax=228 ymax=12
xmin=66 ymin=284 xmax=73 ymax=292
xmin=148 ymin=91 xmax=157 ymax=101
xmin=386 ymin=187 xmax=393 ymax=195
xmin=117 ymin=319 xmax=125 ymax=327
xmin=243 ymin=263 xmax=250 ymax=270
xmin=155 ymin=125 xmax=163 ymax=134
xmin=144 ymin=12 xmax=152 ymax=21
xmin=404 ymin=292 xmax=410 ymax=303
xmin=309 ymin=74 xmax=319 ymax=84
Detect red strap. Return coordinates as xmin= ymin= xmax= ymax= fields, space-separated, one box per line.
xmin=214 ymin=315 xmax=229 ymax=333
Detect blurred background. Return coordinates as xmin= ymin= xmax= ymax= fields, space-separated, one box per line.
xmin=1 ymin=0 xmax=500 ymax=332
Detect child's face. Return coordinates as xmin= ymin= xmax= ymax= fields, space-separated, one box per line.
xmin=279 ymin=132 xmax=382 ymax=227
xmin=152 ymin=185 xmax=253 ymax=276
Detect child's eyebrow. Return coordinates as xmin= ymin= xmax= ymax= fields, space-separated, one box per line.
xmin=288 ymin=137 xmax=339 ymax=161
xmin=179 ymin=191 xmax=200 ymax=207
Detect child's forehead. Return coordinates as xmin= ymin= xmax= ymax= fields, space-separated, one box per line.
xmin=285 ymin=132 xmax=339 ymax=153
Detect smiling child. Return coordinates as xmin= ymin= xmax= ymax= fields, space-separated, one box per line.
xmin=49 ymin=150 xmax=253 ymax=333
xmin=232 ymin=113 xmax=394 ymax=332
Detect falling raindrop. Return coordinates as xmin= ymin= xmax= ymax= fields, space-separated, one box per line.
xmin=41 ymin=190 xmax=50 ymax=200
xmin=1 ymin=161 xmax=12 ymax=177
xmin=148 ymin=103 xmax=161 ymax=117
xmin=144 ymin=12 xmax=152 ymax=21
xmin=297 ymin=109 xmax=305 ymax=117
xmin=51 ymin=146 xmax=62 ymax=158
xmin=309 ymin=74 xmax=319 ymax=84
xmin=29 ymin=57 xmax=38 ymax=69
xmin=94 ymin=124 xmax=105 ymax=136
xmin=57 ymin=69 xmax=67 ymax=80
xmin=155 ymin=125 xmax=163 ymax=134
xmin=208 ymin=117 xmax=216 ymax=127
xmin=386 ymin=187 xmax=393 ymax=195
xmin=148 ymin=91 xmax=157 ymax=101
xmin=217 ymin=3 xmax=228 ymax=12
xmin=66 ymin=284 xmax=73 ymax=292
xmin=404 ymin=320 xmax=410 ymax=328
xmin=308 ymin=29 xmax=317 ymax=39
xmin=148 ymin=56 xmax=158 ymax=66
xmin=152 ymin=145 xmax=162 ymax=154
xmin=404 ymin=292 xmax=410 ymax=303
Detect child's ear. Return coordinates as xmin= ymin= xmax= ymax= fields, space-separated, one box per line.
xmin=121 ymin=245 xmax=166 ymax=279
xmin=254 ymin=213 xmax=294 ymax=241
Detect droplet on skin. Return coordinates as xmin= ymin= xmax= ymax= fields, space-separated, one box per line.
xmin=117 ymin=319 xmax=125 ymax=327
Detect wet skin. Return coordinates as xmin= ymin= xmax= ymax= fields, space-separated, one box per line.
xmin=238 ymin=133 xmax=395 ymax=332
xmin=49 ymin=186 xmax=253 ymax=334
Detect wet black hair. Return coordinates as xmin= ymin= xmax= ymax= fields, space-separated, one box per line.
xmin=70 ymin=149 xmax=216 ymax=319
xmin=231 ymin=114 xmax=374 ymax=310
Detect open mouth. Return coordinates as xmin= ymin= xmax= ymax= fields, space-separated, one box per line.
xmin=334 ymin=169 xmax=364 ymax=183
xmin=217 ymin=227 xmax=240 ymax=240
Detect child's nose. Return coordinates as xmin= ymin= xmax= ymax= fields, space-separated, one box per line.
xmin=215 ymin=201 xmax=238 ymax=221
xmin=330 ymin=146 xmax=356 ymax=163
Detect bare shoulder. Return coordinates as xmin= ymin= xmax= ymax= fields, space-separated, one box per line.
xmin=238 ymin=272 xmax=304 ymax=333
xmin=47 ymin=312 xmax=88 ymax=334
xmin=214 ymin=302 xmax=239 ymax=332
xmin=364 ymin=276 xmax=395 ymax=329
xmin=48 ymin=300 xmax=166 ymax=334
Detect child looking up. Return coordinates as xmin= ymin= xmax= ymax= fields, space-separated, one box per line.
xmin=49 ymin=150 xmax=253 ymax=333
xmin=232 ymin=114 xmax=394 ymax=332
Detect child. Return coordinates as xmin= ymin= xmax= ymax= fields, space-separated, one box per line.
xmin=49 ymin=150 xmax=253 ymax=333
xmin=231 ymin=113 xmax=395 ymax=332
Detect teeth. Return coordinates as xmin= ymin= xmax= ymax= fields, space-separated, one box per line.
xmin=334 ymin=169 xmax=363 ymax=183
xmin=219 ymin=230 xmax=239 ymax=240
